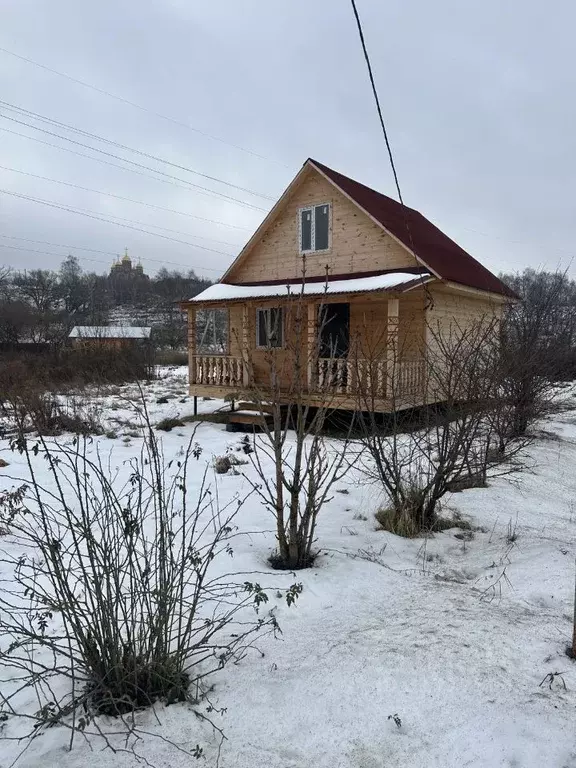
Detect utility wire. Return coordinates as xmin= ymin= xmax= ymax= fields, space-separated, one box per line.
xmin=349 ymin=0 xmax=404 ymax=206
xmin=0 ymin=113 xmax=268 ymax=212
xmin=0 ymin=100 xmax=276 ymax=201
xmin=0 ymin=242 xmax=221 ymax=275
xmin=0 ymin=165 xmax=252 ymax=230
xmin=0 ymin=125 xmax=265 ymax=212
xmin=0 ymin=182 xmax=241 ymax=246
xmin=0 ymin=234 xmax=120 ymax=258
xmin=0 ymin=188 xmax=234 ymax=262
xmin=0 ymin=44 xmax=289 ymax=168
xmin=349 ymin=0 xmax=434 ymax=296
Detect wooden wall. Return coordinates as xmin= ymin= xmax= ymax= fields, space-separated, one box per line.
xmin=226 ymin=167 xmax=418 ymax=283
xmin=425 ymin=286 xmax=503 ymax=342
xmin=224 ymin=290 xmax=427 ymax=388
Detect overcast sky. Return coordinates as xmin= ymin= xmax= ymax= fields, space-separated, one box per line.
xmin=0 ymin=0 xmax=575 ymax=281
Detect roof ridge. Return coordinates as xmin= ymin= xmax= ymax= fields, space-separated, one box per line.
xmin=306 ymin=158 xmax=515 ymax=298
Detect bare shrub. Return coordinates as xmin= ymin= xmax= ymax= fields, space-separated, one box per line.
xmin=242 ymin=288 xmax=355 ymax=569
xmin=359 ymin=319 xmax=529 ymax=535
xmin=0 ymin=423 xmax=301 ymax=757
xmin=156 ymin=416 xmax=185 ymax=431
xmin=213 ymin=454 xmax=232 ymax=474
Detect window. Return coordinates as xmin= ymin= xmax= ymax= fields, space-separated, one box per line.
xmin=299 ymin=203 xmax=330 ymax=253
xmin=196 ymin=308 xmax=229 ymax=353
xmin=256 ymin=307 xmax=283 ymax=348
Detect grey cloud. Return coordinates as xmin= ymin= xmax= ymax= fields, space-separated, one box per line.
xmin=1 ymin=0 xmax=575 ymax=279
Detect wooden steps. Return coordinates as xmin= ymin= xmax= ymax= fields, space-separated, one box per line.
xmin=226 ymin=402 xmax=274 ymax=432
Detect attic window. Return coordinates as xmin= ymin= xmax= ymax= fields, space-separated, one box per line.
xmin=299 ymin=203 xmax=330 ymax=253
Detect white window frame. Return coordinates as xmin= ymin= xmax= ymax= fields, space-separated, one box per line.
xmin=256 ymin=307 xmax=284 ymax=349
xmin=298 ymin=202 xmax=331 ymax=254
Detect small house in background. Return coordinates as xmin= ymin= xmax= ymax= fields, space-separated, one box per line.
xmin=69 ymin=326 xmax=152 ymax=350
xmin=182 ymin=158 xmax=516 ymax=413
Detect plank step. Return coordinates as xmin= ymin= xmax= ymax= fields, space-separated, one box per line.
xmin=228 ymin=411 xmax=273 ymax=426
xmin=235 ymin=401 xmax=275 ymax=414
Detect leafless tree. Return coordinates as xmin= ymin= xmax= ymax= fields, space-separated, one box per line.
xmin=499 ymin=269 xmax=576 ymax=437
xmin=241 ymin=286 xmax=355 ymax=569
xmin=357 ymin=317 xmax=530 ymax=535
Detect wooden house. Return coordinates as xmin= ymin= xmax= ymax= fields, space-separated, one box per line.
xmin=69 ymin=326 xmax=152 ymax=350
xmin=181 ymin=159 xmax=515 ymax=412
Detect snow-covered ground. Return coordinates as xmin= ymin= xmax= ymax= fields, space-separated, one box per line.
xmin=0 ymin=367 xmax=575 ymax=768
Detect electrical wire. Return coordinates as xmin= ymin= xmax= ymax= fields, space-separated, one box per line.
xmin=0 ymin=165 xmax=252 ymax=230
xmin=0 ymin=100 xmax=276 ymax=201
xmin=349 ymin=0 xmax=404 ymax=206
xmin=0 ymin=241 xmax=221 ymax=275
xmin=0 ymin=113 xmax=268 ymax=211
xmin=0 ymin=125 xmax=265 ymax=213
xmin=349 ymin=0 xmax=434 ymax=295
xmin=0 ymin=188 xmax=235 ymax=261
xmin=0 ymin=44 xmax=289 ymax=167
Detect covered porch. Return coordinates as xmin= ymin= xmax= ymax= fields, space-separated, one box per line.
xmin=183 ymin=273 xmax=431 ymax=412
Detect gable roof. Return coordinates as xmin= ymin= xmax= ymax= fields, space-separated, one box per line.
xmin=308 ymin=160 xmax=514 ymax=298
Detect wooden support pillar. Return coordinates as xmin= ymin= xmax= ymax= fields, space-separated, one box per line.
xmin=241 ymin=304 xmax=250 ymax=387
xmin=386 ymin=298 xmax=399 ymax=399
xmin=307 ymin=302 xmax=317 ymax=392
xmin=188 ymin=307 xmax=196 ymax=385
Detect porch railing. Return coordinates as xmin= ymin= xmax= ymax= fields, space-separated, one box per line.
xmin=191 ymin=353 xmax=425 ymax=400
xmin=316 ymin=357 xmax=425 ymax=399
xmin=192 ymin=355 xmax=245 ymax=387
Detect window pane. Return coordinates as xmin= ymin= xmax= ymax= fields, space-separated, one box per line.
xmin=257 ymin=309 xmax=268 ymax=347
xmin=269 ymin=308 xmax=283 ymax=347
xmin=196 ymin=308 xmax=228 ymax=353
xmin=314 ymin=204 xmax=329 ymax=251
xmin=300 ymin=209 xmax=312 ymax=252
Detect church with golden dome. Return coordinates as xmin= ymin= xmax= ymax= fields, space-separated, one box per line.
xmin=110 ymin=248 xmax=145 ymax=276
xmin=108 ymin=248 xmax=149 ymax=303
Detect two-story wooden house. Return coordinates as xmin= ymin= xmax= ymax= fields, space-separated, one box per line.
xmin=181 ymin=159 xmax=515 ymax=412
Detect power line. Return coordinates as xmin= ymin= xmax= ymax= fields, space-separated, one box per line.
xmin=0 ymin=178 xmax=243 ymax=247
xmin=0 ymin=241 xmax=221 ymax=275
xmin=0 ymin=100 xmax=276 ymax=201
xmin=0 ymin=188 xmax=234 ymax=264
xmin=0 ymin=113 xmax=268 ymax=212
xmin=0 ymin=235 xmax=118 ymax=257
xmin=349 ymin=0 xmax=405 ymax=206
xmin=0 ymin=125 xmax=266 ymax=212
xmin=1 ymin=195 xmax=241 ymax=246
xmin=0 ymin=165 xmax=252 ymax=230
xmin=0 ymin=45 xmax=289 ymax=168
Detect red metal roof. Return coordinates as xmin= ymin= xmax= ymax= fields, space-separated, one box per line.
xmin=309 ymin=159 xmax=515 ymax=298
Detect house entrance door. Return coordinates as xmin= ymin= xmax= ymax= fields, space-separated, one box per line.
xmin=318 ymin=302 xmax=350 ymax=358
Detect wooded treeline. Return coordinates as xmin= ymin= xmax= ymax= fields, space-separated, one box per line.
xmin=0 ymin=255 xmax=210 ymax=348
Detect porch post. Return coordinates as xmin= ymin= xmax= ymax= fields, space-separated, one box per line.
xmin=242 ymin=304 xmax=250 ymax=387
xmin=188 ymin=306 xmax=196 ymax=385
xmin=307 ymin=302 xmax=317 ymax=391
xmin=386 ymin=298 xmax=399 ymax=398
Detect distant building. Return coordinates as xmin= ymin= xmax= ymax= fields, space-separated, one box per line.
xmin=108 ymin=249 xmax=149 ymax=303
xmin=69 ymin=325 xmax=152 ymax=349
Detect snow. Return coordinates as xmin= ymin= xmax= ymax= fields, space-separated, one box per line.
xmin=0 ymin=369 xmax=575 ymax=768
xmin=68 ymin=325 xmax=152 ymax=339
xmin=190 ymin=272 xmax=432 ymax=302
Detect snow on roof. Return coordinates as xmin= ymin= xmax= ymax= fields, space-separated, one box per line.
xmin=69 ymin=326 xmax=152 ymax=339
xmin=190 ymin=272 xmax=431 ymax=303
